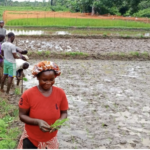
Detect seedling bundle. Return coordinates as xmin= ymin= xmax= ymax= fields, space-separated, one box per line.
xmin=51 ymin=118 xmax=69 ymax=130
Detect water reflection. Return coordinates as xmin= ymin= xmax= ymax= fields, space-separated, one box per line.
xmin=6 ymin=28 xmax=71 ymax=36
xmin=54 ymin=31 xmax=71 ymax=35
xmin=6 ymin=29 xmax=44 ymax=35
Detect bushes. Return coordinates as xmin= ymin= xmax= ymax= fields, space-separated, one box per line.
xmin=133 ymin=8 xmax=150 ymax=17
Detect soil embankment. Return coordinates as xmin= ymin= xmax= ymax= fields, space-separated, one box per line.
xmin=15 ymin=36 xmax=150 ymax=56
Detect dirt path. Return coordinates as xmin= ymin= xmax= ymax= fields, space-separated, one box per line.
xmin=19 ymin=59 xmax=150 ymax=149
xmin=15 ymin=37 xmax=150 ymax=54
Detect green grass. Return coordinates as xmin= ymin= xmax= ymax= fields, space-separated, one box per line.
xmin=14 ymin=88 xmax=21 ymax=95
xmin=0 ymin=98 xmax=21 ymax=149
xmin=6 ymin=17 xmax=150 ymax=28
xmin=64 ymin=52 xmax=88 ymax=56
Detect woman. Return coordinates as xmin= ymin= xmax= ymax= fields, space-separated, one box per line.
xmin=18 ymin=61 xmax=69 ymax=149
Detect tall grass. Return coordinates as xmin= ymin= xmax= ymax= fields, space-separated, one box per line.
xmin=6 ymin=17 xmax=150 ymax=28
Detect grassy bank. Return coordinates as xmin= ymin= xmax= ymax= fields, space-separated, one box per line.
xmin=0 ymin=97 xmax=21 ymax=149
xmin=6 ymin=17 xmax=150 ymax=28
xmin=27 ymin=51 xmax=150 ymax=61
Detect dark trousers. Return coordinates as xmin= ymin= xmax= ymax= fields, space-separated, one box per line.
xmin=23 ymin=138 xmax=37 ymax=149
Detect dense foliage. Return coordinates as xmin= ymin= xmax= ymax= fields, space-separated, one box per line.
xmin=0 ymin=0 xmax=150 ymax=17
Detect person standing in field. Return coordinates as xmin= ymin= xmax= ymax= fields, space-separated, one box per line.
xmin=0 ymin=32 xmax=26 ymax=94
xmin=16 ymin=59 xmax=29 ymax=86
xmin=0 ymin=37 xmax=4 ymax=84
xmin=18 ymin=61 xmax=68 ymax=149
xmin=0 ymin=20 xmax=6 ymax=84
xmin=0 ymin=21 xmax=6 ymax=44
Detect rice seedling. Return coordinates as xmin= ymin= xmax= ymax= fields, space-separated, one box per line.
xmin=23 ymin=77 xmax=28 ymax=81
xmin=130 ymin=51 xmax=140 ymax=57
xmin=51 ymin=118 xmax=69 ymax=130
xmin=65 ymin=52 xmax=88 ymax=56
xmin=15 ymin=88 xmax=21 ymax=95
xmin=142 ymin=52 xmax=149 ymax=57
xmin=103 ymin=33 xmax=108 ymax=37
xmin=28 ymin=51 xmax=33 ymax=56
xmin=6 ymin=18 xmax=150 ymax=28
xmin=102 ymin=123 xmax=108 ymax=127
xmin=37 ymin=51 xmax=43 ymax=56
xmin=44 ymin=51 xmax=50 ymax=56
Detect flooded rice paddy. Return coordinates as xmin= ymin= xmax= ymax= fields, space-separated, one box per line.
xmin=22 ymin=59 xmax=150 ymax=149
xmin=6 ymin=27 xmax=150 ymax=37
xmin=4 ymin=28 xmax=150 ymax=148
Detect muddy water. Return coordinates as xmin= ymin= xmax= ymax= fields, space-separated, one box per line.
xmin=23 ymin=59 xmax=150 ymax=149
xmin=15 ymin=37 xmax=150 ymax=54
xmin=6 ymin=27 xmax=150 ymax=37
xmin=6 ymin=28 xmax=71 ymax=36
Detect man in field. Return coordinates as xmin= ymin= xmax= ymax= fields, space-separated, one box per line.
xmin=0 ymin=20 xmax=6 ymax=83
xmin=16 ymin=59 xmax=29 ymax=86
xmin=0 ymin=32 xmax=26 ymax=94
xmin=0 ymin=21 xmax=6 ymax=44
xmin=0 ymin=34 xmax=5 ymax=84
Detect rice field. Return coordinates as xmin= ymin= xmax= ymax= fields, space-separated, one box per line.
xmin=6 ymin=18 xmax=150 ymax=28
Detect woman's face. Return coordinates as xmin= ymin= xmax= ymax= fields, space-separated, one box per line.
xmin=38 ymin=71 xmax=55 ymax=90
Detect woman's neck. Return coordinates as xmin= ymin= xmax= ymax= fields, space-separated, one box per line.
xmin=38 ymin=85 xmax=52 ymax=93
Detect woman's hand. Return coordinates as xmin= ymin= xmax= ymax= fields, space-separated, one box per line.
xmin=49 ymin=125 xmax=61 ymax=133
xmin=37 ymin=120 xmax=51 ymax=132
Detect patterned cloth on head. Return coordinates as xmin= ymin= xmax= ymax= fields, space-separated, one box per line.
xmin=32 ymin=61 xmax=61 ymax=77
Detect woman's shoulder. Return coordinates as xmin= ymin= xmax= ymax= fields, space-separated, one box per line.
xmin=23 ymin=86 xmax=37 ymax=96
xmin=53 ymin=86 xmax=66 ymax=95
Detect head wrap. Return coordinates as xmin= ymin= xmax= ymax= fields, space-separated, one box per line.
xmin=32 ymin=61 xmax=61 ymax=77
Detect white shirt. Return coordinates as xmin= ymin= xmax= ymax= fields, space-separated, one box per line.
xmin=16 ymin=59 xmax=29 ymax=71
xmin=1 ymin=42 xmax=16 ymax=63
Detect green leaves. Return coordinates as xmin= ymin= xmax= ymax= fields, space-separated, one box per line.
xmin=15 ymin=88 xmax=21 ymax=95
xmin=51 ymin=118 xmax=69 ymax=129
xmin=0 ymin=118 xmax=21 ymax=149
xmin=23 ymin=77 xmax=28 ymax=81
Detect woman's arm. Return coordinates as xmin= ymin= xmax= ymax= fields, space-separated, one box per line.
xmin=50 ymin=110 xmax=68 ymax=133
xmin=19 ymin=107 xmax=51 ymax=132
xmin=59 ymin=110 xmax=68 ymax=120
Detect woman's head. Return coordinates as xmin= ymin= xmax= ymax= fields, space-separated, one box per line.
xmin=37 ymin=70 xmax=56 ymax=90
xmin=32 ymin=61 xmax=61 ymax=90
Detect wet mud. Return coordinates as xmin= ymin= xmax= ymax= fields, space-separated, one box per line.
xmin=20 ymin=59 xmax=150 ymax=149
xmin=15 ymin=37 xmax=150 ymax=54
